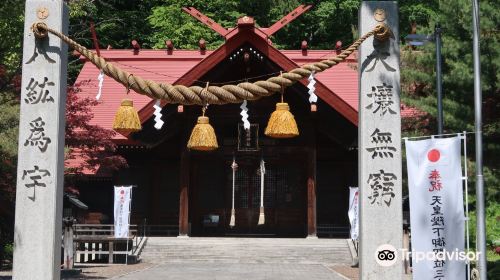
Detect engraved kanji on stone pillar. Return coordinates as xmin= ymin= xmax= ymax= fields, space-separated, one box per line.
xmin=13 ymin=1 xmax=68 ymax=280
xmin=358 ymin=2 xmax=403 ymax=279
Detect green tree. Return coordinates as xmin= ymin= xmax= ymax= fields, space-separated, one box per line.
xmin=147 ymin=0 xmax=242 ymax=49
xmin=0 ymin=0 xmax=24 ymax=75
xmin=400 ymin=0 xmax=499 ymax=273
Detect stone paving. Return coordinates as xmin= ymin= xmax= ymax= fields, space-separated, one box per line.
xmin=114 ymin=263 xmax=348 ymax=280
xmin=140 ymin=237 xmax=352 ymax=265
xmin=0 ymin=237 xmax=356 ymax=279
xmin=114 ymin=237 xmax=352 ymax=279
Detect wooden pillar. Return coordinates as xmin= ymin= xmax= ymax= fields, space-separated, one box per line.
xmin=13 ymin=1 xmax=68 ymax=279
xmin=62 ymin=219 xmax=74 ymax=269
xmin=151 ymin=164 xmax=161 ymax=224
xmin=307 ymin=148 xmax=317 ymax=238
xmin=178 ymin=151 xmax=190 ymax=237
xmin=108 ymin=241 xmax=114 ymax=264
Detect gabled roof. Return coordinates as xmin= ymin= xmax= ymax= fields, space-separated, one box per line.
xmin=75 ymin=58 xmax=361 ymax=141
xmin=75 ymin=50 xmax=204 ymax=140
xmin=74 ymin=17 xmax=417 ymax=141
xmin=135 ymin=26 xmax=359 ymax=128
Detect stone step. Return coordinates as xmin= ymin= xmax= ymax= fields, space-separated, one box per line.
xmin=140 ymin=237 xmax=352 ymax=265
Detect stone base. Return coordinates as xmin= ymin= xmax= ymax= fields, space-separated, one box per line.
xmin=177 ymin=234 xmax=190 ymax=238
xmin=346 ymin=239 xmax=359 ymax=267
xmin=306 ymin=235 xmax=318 ymax=239
xmin=61 ymin=269 xmax=81 ymax=277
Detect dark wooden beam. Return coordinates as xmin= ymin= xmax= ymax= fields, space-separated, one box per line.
xmin=178 ymin=150 xmax=190 ymax=236
xmin=152 ymin=164 xmax=161 ymax=224
xmin=307 ymin=146 xmax=317 ymax=237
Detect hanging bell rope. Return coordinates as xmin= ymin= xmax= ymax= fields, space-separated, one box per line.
xmin=31 ymin=22 xmax=390 ymax=106
xmin=258 ymin=158 xmax=266 ymax=225
xmin=230 ymin=157 xmax=238 ymax=228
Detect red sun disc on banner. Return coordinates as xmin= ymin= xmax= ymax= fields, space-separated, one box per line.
xmin=120 ymin=190 xmax=125 ymax=194
xmin=427 ymin=149 xmax=441 ymax=162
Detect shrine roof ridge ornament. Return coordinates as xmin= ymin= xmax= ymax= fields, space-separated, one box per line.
xmin=182 ymin=5 xmax=314 ymax=39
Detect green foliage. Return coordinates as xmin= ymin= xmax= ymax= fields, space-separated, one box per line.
xmin=145 ymin=0 xmax=360 ymax=50
xmin=148 ymin=0 xmax=242 ymax=49
xmin=0 ymin=91 xmax=17 ymax=268
xmin=468 ymin=201 xmax=500 ymax=274
xmin=0 ymin=92 xmax=19 ymax=158
xmin=402 ymin=0 xmax=499 ymax=138
xmin=3 ymin=243 xmax=13 ymax=262
xmin=400 ymin=0 xmax=499 ymax=214
xmin=67 ymin=0 xmax=161 ymax=48
xmin=0 ymin=0 xmax=24 ymax=75
xmin=0 ymin=91 xmax=19 ymax=200
xmin=400 ymin=1 xmax=499 ymax=274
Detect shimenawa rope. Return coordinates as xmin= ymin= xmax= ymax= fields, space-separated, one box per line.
xmin=32 ymin=22 xmax=391 ymax=106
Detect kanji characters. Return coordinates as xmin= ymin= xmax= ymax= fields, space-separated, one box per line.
xmin=24 ymin=116 xmax=51 ymax=152
xmin=430 ymin=195 xmax=446 ymax=278
xmin=367 ymin=169 xmax=397 ymax=206
xmin=366 ymin=128 xmax=397 ymax=159
xmin=25 ymin=77 xmax=55 ymax=104
xmin=428 ymin=169 xmax=443 ymax=192
xmin=365 ymin=83 xmax=397 ymax=116
xmin=22 ymin=165 xmax=51 ymax=200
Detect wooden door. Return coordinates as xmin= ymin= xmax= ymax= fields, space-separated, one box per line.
xmin=226 ymin=159 xmax=306 ymax=236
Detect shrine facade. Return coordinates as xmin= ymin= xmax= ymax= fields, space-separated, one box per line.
xmin=70 ymin=12 xmax=413 ymax=238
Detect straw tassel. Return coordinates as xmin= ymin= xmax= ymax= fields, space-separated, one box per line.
xmin=258 ymin=207 xmax=265 ymax=225
xmin=112 ymin=99 xmax=142 ymax=134
xmin=264 ymin=102 xmax=299 ymax=138
xmin=229 ymin=209 xmax=236 ymax=228
xmin=187 ymin=115 xmax=218 ymax=151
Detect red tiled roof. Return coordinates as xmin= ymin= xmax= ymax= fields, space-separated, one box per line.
xmin=74 ymin=50 xmax=360 ymax=136
xmin=74 ymin=49 xmax=418 ymax=138
xmin=75 ymin=50 xmax=205 ymax=140
xmin=70 ymin=15 xmax=424 ymax=175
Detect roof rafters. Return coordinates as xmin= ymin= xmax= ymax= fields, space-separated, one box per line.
xmin=182 ymin=5 xmax=313 ymax=39
xmin=264 ymin=4 xmax=313 ymax=37
xmin=182 ymin=7 xmax=229 ymax=37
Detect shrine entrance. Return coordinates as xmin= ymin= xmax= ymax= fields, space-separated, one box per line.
xmin=189 ymin=151 xmax=307 ymax=237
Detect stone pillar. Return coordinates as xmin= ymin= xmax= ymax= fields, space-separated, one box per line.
xmin=13 ymin=1 xmax=68 ymax=279
xmin=358 ymin=2 xmax=403 ymax=279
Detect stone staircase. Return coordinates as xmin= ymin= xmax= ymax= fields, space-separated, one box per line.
xmin=140 ymin=237 xmax=352 ymax=265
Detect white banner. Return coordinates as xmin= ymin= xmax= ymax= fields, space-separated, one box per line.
xmin=348 ymin=186 xmax=359 ymax=240
xmin=406 ymin=136 xmax=465 ymax=280
xmin=114 ymin=186 xmax=132 ymax=238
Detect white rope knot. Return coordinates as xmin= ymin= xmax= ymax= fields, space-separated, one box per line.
xmin=96 ymin=70 xmax=105 ymax=100
xmin=307 ymin=72 xmax=318 ymax=104
xmin=153 ymin=100 xmax=164 ymax=129
xmin=240 ymin=100 xmax=250 ymax=130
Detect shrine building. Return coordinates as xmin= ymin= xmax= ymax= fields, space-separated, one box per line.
xmin=71 ymin=10 xmax=415 ymax=238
